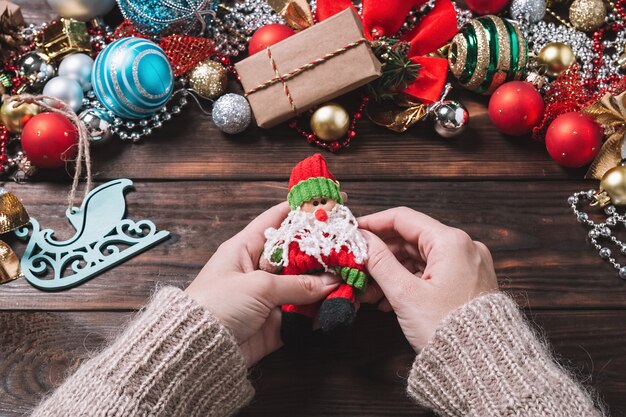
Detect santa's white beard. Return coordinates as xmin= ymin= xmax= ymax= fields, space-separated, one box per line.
xmin=263 ymin=204 xmax=368 ymax=269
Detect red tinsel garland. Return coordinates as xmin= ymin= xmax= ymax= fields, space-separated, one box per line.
xmin=114 ymin=20 xmax=214 ymax=77
xmin=533 ymin=65 xmax=626 ymax=140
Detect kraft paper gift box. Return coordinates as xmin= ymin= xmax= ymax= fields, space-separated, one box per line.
xmin=235 ymin=8 xmax=381 ymax=128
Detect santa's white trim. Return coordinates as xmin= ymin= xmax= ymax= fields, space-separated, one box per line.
xmin=263 ymin=204 xmax=368 ymax=269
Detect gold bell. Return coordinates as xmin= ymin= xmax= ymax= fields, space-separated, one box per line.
xmin=0 ymin=240 xmax=21 ymax=284
xmin=0 ymin=189 xmax=29 ymax=234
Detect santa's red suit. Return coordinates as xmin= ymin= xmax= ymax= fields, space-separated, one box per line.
xmin=281 ymin=240 xmax=366 ymax=319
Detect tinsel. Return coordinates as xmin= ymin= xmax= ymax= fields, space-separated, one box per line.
xmin=533 ymin=65 xmax=626 ymax=140
xmin=114 ymin=20 xmax=215 ymax=77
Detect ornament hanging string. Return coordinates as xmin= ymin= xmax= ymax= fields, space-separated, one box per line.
xmin=2 ymin=94 xmax=91 ymax=209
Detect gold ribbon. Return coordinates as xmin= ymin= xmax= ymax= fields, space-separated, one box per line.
xmin=366 ymin=98 xmax=428 ymax=133
xmin=0 ymin=190 xmax=29 ymax=284
xmin=583 ymin=91 xmax=626 ymax=180
xmin=266 ymin=0 xmax=313 ymax=31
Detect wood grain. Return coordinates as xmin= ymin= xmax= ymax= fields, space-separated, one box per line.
xmin=4 ymin=3 xmax=624 ymax=417
xmin=0 ymin=308 xmax=624 ymax=417
xmin=78 ymin=93 xmax=587 ymax=181
xmin=0 ymin=180 xmax=622 ymax=311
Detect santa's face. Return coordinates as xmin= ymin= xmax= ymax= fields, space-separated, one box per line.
xmin=301 ymin=197 xmax=337 ymax=213
xmin=300 ymin=197 xmax=337 ymax=222
xmin=263 ymin=202 xmax=368 ymax=269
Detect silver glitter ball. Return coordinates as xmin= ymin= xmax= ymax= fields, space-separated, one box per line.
xmin=58 ymin=53 xmax=94 ymax=91
xmin=606 ymin=217 xmax=617 ymax=227
xmin=433 ymin=100 xmax=469 ymax=138
xmin=619 ymin=266 xmax=626 ymax=280
xmin=79 ymin=108 xmax=113 ymax=144
xmin=43 ymin=76 xmax=84 ymax=113
xmin=212 ymin=93 xmax=251 ymax=134
xmin=605 ymin=205 xmax=616 ymax=215
xmin=510 ymin=0 xmax=546 ymax=23
xmin=599 ymin=247 xmax=611 ymax=258
xmin=18 ymin=51 xmax=55 ymax=88
xmin=567 ymin=195 xmax=578 ymax=205
xmin=588 ymin=229 xmax=599 ymax=239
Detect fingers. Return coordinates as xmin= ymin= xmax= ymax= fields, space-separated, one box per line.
xmin=378 ymin=298 xmax=393 ymax=312
xmin=359 ymin=207 xmax=450 ymax=261
xmin=362 ymin=230 xmax=421 ymax=300
xmin=358 ymin=279 xmax=384 ymax=304
xmin=358 ymin=206 xmax=445 ymax=245
xmin=235 ymin=202 xmax=291 ymax=262
xmin=262 ymin=272 xmax=340 ymax=306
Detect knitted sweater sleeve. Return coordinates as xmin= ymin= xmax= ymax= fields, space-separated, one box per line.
xmin=407 ymin=293 xmax=602 ymax=417
xmin=31 ymin=286 xmax=254 ymax=417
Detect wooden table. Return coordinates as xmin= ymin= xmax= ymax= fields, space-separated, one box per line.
xmin=1 ymin=2 xmax=625 ymax=416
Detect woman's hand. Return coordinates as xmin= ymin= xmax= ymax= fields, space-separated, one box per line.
xmin=358 ymin=207 xmax=498 ymax=351
xmin=185 ymin=202 xmax=340 ymax=366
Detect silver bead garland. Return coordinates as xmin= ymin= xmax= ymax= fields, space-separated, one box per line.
xmin=205 ymin=0 xmax=285 ymax=57
xmin=514 ymin=9 xmax=626 ymax=89
xmin=569 ymin=191 xmax=626 ymax=279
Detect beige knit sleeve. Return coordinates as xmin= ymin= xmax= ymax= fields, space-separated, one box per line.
xmin=31 ymin=286 xmax=254 ymax=417
xmin=407 ymin=293 xmax=602 ymax=417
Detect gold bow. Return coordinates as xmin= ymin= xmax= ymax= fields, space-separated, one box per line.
xmin=0 ymin=190 xmax=29 ymax=284
xmin=365 ymin=98 xmax=428 ymax=133
xmin=266 ymin=0 xmax=313 ymax=31
xmin=584 ymin=91 xmax=626 ymax=180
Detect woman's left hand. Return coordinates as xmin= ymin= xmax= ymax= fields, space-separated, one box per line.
xmin=185 ymin=202 xmax=340 ymax=366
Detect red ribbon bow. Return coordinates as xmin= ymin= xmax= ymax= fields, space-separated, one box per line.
xmin=316 ymin=0 xmax=457 ymax=103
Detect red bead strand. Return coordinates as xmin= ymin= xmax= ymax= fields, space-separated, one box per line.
xmin=289 ymin=95 xmax=369 ymax=152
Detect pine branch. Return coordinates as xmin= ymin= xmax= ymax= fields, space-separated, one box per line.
xmin=368 ymin=38 xmax=420 ymax=102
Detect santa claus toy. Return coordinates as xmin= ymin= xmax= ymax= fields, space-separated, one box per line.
xmin=261 ymin=154 xmax=368 ymax=345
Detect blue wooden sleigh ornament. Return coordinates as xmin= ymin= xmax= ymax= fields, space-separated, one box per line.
xmin=15 ymin=179 xmax=170 ymax=290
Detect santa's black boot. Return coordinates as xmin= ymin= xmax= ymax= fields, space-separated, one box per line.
xmin=319 ymin=284 xmax=357 ymax=333
xmin=280 ymin=310 xmax=314 ymax=348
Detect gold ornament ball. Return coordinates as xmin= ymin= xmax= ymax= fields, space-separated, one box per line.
xmin=538 ymin=42 xmax=576 ymax=77
xmin=569 ymin=0 xmax=606 ymax=32
xmin=189 ymin=59 xmax=227 ymax=100
xmin=601 ymin=166 xmax=626 ymax=206
xmin=0 ymin=100 xmax=41 ymax=133
xmin=310 ymin=103 xmax=350 ymax=142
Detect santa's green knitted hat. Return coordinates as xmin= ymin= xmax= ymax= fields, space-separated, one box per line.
xmin=287 ymin=154 xmax=343 ymax=209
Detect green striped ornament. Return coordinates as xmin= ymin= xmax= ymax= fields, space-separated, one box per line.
xmin=448 ymin=15 xmax=528 ymax=95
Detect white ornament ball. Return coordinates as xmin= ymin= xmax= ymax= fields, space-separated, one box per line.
xmin=43 ymin=76 xmax=84 ymax=113
xmin=212 ymin=94 xmax=252 ymax=134
xmin=510 ymin=0 xmax=546 ymax=23
xmin=58 ymin=53 xmax=94 ymax=91
xmin=46 ymin=0 xmax=116 ymax=20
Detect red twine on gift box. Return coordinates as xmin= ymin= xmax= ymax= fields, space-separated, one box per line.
xmin=244 ymin=38 xmax=369 ymax=115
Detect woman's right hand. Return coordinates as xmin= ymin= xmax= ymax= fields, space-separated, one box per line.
xmin=358 ymin=207 xmax=499 ymax=352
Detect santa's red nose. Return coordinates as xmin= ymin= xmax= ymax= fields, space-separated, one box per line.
xmin=315 ymin=209 xmax=328 ymax=222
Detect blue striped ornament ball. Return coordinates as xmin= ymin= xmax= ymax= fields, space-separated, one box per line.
xmin=92 ymin=37 xmax=174 ymax=119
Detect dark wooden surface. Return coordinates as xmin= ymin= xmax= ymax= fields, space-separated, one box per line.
xmin=1 ymin=2 xmax=625 ymax=416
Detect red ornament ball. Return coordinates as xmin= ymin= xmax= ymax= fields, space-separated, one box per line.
xmin=21 ymin=113 xmax=78 ymax=169
xmin=248 ymin=24 xmax=295 ymax=56
xmin=465 ymin=0 xmax=510 ymax=14
xmin=545 ymin=112 xmax=603 ymax=168
xmin=489 ymin=81 xmax=545 ymax=136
